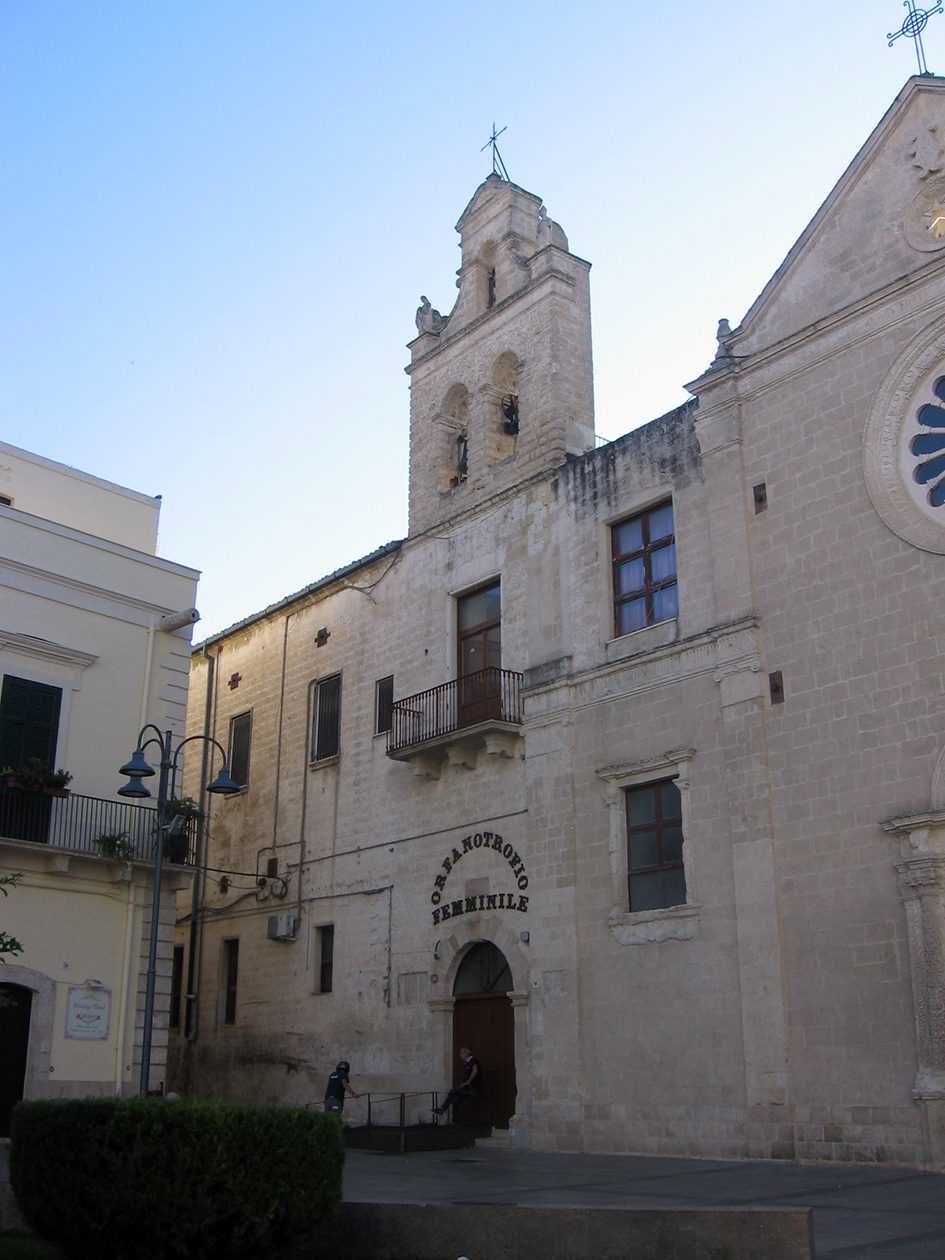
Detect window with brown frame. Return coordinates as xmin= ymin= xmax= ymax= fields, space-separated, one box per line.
xmin=457 ymin=582 xmax=501 ymax=726
xmin=612 ymin=501 xmax=678 ymax=637
xmin=625 ymin=779 xmax=686 ymax=912
xmin=457 ymin=582 xmax=500 ymax=677
xmin=375 ymin=676 xmax=394 ymax=735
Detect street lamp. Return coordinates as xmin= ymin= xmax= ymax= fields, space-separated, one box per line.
xmin=118 ymin=725 xmax=240 ymax=1096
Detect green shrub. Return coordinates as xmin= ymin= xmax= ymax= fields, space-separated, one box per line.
xmin=10 ymin=1098 xmax=344 ymax=1260
xmin=0 ymin=1233 xmax=64 ymax=1260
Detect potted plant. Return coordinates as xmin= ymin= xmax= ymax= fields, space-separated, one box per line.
xmin=162 ymin=796 xmax=204 ymax=864
xmin=1 ymin=758 xmax=73 ymax=797
xmin=94 ymin=832 xmax=137 ymax=862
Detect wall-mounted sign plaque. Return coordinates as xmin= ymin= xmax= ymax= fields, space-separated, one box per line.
xmin=65 ymin=985 xmax=111 ymax=1041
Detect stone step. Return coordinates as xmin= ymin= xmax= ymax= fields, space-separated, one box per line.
xmin=475 ymin=1128 xmax=511 ymax=1149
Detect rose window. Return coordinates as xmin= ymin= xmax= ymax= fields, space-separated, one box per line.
xmin=912 ymin=376 xmax=945 ymax=509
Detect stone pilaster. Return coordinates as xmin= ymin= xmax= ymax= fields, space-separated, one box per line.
xmin=886 ymin=814 xmax=945 ymax=1168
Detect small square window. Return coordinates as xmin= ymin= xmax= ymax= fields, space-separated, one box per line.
xmin=228 ymin=712 xmax=251 ymax=788
xmin=375 ymin=676 xmax=394 ymax=735
xmin=311 ymin=676 xmax=341 ymax=761
xmin=612 ymin=502 xmax=678 ymax=637
xmin=625 ymin=779 xmax=686 ymax=912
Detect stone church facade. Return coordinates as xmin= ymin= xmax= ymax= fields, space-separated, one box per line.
xmin=170 ymin=76 xmax=945 ymax=1169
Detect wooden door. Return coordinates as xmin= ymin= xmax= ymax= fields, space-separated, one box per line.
xmin=0 ymin=984 xmax=32 ymax=1137
xmin=457 ymin=583 xmax=501 ymax=728
xmin=452 ymin=993 xmax=516 ymax=1129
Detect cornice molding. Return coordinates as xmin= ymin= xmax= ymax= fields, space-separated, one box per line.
xmin=0 ymin=629 xmax=97 ymax=673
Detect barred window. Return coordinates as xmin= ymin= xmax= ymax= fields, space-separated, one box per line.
xmin=223 ymin=939 xmax=239 ymax=1025
xmin=170 ymin=945 xmax=184 ymax=1030
xmin=317 ymin=925 xmax=334 ymax=994
xmin=311 ymin=675 xmax=341 ymax=762
xmin=612 ymin=502 xmax=678 ymax=637
xmin=228 ymin=712 xmax=251 ymax=788
xmin=375 ymin=676 xmax=394 ymax=735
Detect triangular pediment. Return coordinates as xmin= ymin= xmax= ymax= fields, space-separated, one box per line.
xmin=728 ymin=77 xmax=945 ymax=357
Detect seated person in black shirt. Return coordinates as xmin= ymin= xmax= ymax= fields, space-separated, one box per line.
xmin=433 ymin=1046 xmax=480 ymax=1122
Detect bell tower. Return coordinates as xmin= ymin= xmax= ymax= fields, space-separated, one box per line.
xmin=406 ymin=175 xmax=595 ymax=536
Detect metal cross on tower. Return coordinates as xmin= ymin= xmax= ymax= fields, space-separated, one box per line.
xmin=481 ymin=123 xmax=510 ymax=181
xmin=888 ymin=0 xmax=943 ymax=75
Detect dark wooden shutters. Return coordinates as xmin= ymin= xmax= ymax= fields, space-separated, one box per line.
xmin=0 ymin=675 xmax=62 ymax=770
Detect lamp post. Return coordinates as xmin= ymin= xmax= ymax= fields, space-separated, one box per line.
xmin=118 ymin=725 xmax=240 ymax=1096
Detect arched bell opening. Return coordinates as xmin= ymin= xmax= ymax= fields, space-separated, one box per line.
xmin=450 ymin=941 xmax=516 ymax=1129
xmin=491 ymin=352 xmax=520 ymax=463
xmin=440 ymin=384 xmax=469 ymax=490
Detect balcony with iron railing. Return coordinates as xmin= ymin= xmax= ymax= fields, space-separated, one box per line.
xmin=0 ymin=787 xmax=196 ymax=864
xmin=386 ymin=666 xmax=524 ymax=775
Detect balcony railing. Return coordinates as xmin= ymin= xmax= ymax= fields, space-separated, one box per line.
xmin=387 ymin=666 xmax=523 ymax=755
xmin=0 ymin=788 xmax=195 ymax=864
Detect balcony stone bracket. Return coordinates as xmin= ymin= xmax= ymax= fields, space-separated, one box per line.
xmin=390 ymin=721 xmax=525 ymax=779
xmin=885 ymin=810 xmax=945 ymax=1169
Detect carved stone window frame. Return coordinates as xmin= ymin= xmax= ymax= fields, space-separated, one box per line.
xmin=596 ymin=748 xmax=700 ymax=946
xmin=863 ymin=319 xmax=945 ymax=554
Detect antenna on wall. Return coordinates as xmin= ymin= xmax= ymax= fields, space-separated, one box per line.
xmin=481 ymin=123 xmax=510 ymax=181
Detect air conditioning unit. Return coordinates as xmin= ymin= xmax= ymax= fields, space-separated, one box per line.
xmin=267 ymin=914 xmax=298 ymax=942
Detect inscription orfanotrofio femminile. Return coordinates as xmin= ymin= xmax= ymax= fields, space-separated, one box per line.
xmin=430 ymin=830 xmax=529 ymax=925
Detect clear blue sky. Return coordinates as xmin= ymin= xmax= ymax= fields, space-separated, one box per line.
xmin=1 ymin=1 xmax=937 ymax=636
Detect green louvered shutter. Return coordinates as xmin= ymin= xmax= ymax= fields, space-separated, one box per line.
xmin=0 ymin=675 xmax=63 ymax=770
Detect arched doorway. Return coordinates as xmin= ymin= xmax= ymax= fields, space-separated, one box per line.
xmin=0 ymin=984 xmax=32 ymax=1137
xmin=451 ymin=942 xmax=516 ymax=1129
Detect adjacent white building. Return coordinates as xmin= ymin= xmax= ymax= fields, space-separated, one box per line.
xmin=0 ymin=442 xmax=201 ymax=1129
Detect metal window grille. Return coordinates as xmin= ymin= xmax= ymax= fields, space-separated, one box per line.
xmin=375 ymin=676 xmax=394 ymax=735
xmin=319 ymin=925 xmax=334 ymax=994
xmin=223 ymin=939 xmax=239 ymax=1025
xmin=228 ymin=712 xmax=251 ymax=787
xmin=312 ymin=675 xmax=341 ymax=762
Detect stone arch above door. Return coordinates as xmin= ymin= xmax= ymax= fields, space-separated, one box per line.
xmin=440 ymin=917 xmax=527 ymax=996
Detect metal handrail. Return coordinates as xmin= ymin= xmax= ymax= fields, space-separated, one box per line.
xmin=307 ymin=1091 xmax=445 ymax=1126
xmin=387 ymin=667 xmax=523 ymax=754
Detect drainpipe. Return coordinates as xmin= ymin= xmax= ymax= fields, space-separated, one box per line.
xmin=113 ymin=872 xmax=137 ymax=1097
xmin=139 ymin=609 xmax=199 ymax=730
xmin=183 ymin=642 xmax=216 ymax=1041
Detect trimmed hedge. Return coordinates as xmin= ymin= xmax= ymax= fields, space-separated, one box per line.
xmin=9 ymin=1098 xmax=344 ymax=1260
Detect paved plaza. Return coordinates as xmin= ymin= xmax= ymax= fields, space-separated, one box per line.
xmin=343 ymin=1147 xmax=945 ymax=1259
